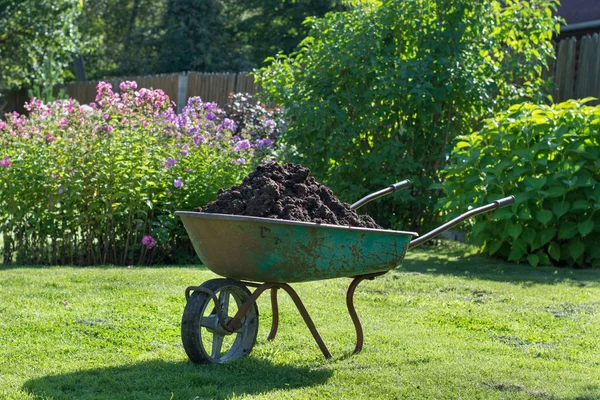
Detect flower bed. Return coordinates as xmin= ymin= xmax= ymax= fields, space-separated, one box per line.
xmin=0 ymin=81 xmax=276 ymax=265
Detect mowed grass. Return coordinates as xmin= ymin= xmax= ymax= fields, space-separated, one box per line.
xmin=1 ymin=243 xmax=599 ymax=400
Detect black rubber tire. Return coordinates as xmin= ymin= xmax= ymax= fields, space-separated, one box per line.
xmin=181 ymin=278 xmax=259 ymax=364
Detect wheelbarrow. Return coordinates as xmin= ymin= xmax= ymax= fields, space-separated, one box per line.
xmin=175 ymin=181 xmax=514 ymax=364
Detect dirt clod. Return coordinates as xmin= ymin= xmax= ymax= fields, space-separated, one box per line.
xmin=197 ymin=163 xmax=381 ymax=229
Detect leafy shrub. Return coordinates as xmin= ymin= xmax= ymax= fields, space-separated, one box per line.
xmin=0 ymin=81 xmax=276 ymax=265
xmin=257 ymin=0 xmax=558 ymax=230
xmin=439 ymin=100 xmax=600 ymax=267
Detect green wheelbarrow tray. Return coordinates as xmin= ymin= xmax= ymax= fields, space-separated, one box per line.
xmin=175 ymin=211 xmax=418 ymax=283
xmin=176 ymin=179 xmax=516 ymax=364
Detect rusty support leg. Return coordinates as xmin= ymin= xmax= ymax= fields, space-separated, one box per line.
xmin=277 ymin=283 xmax=332 ymax=359
xmin=228 ymin=282 xmax=273 ymax=332
xmin=346 ymin=273 xmax=385 ymax=354
xmin=231 ymin=282 xmax=332 ymax=359
xmin=267 ymin=288 xmax=279 ymax=341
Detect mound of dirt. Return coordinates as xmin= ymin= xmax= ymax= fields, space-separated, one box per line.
xmin=196 ymin=163 xmax=381 ymax=229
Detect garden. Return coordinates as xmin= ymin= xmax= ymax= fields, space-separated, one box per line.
xmin=1 ymin=0 xmax=599 ymax=399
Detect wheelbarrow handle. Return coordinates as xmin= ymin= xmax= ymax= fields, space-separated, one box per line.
xmin=408 ymin=195 xmax=515 ymax=250
xmin=350 ymin=180 xmax=411 ymax=210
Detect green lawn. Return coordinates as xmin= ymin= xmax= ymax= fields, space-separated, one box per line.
xmin=1 ymin=243 xmax=599 ymax=400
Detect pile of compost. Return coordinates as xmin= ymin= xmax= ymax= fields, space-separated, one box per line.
xmin=196 ymin=163 xmax=381 ymax=229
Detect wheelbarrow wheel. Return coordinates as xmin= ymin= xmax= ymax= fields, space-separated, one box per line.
xmin=181 ymin=278 xmax=259 ymax=364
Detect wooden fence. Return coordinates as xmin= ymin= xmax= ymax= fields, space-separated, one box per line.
xmin=3 ymin=33 xmax=600 ymax=115
xmin=0 ymin=71 xmax=259 ymax=115
xmin=553 ymin=33 xmax=600 ymax=102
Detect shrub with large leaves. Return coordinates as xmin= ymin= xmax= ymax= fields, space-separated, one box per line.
xmin=439 ymin=100 xmax=600 ymax=267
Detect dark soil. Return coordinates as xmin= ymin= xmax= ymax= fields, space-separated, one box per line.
xmin=197 ymin=163 xmax=381 ymax=229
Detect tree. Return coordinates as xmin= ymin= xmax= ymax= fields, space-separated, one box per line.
xmin=0 ymin=0 xmax=84 ymax=90
xmin=157 ymin=0 xmax=248 ymax=73
xmin=257 ymin=0 xmax=559 ymax=230
xmin=225 ymin=0 xmax=346 ymax=68
xmin=78 ymin=0 xmax=165 ymax=79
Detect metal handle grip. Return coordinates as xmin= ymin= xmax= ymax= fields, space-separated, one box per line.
xmin=493 ymin=196 xmax=515 ymax=209
xmin=389 ymin=180 xmax=411 ymax=192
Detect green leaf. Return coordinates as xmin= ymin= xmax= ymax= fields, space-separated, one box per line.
xmin=527 ymin=254 xmax=539 ymax=267
xmin=494 ymin=207 xmax=514 ymax=220
xmin=472 ymin=221 xmax=489 ymax=237
xmin=548 ymin=242 xmax=560 ymax=261
xmin=552 ymin=202 xmax=570 ymax=218
xmin=488 ymin=240 xmax=503 ymax=256
xmin=536 ymin=210 xmax=553 ymax=225
xmin=508 ymin=240 xmax=527 ymax=261
xmin=558 ymin=222 xmax=579 ymax=240
xmin=524 ymin=176 xmax=547 ymax=191
xmin=539 ymin=227 xmax=557 ymax=246
xmin=518 ymin=206 xmax=532 ymax=220
xmin=546 ymin=185 xmax=566 ymax=198
xmin=568 ymin=239 xmax=585 ymax=260
xmin=578 ymin=219 xmax=595 ymax=236
xmin=536 ymin=250 xmax=552 ymax=266
xmin=571 ymin=199 xmax=589 ymax=210
xmin=507 ymin=223 xmax=523 ymax=240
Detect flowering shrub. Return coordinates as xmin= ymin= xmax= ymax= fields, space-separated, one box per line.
xmin=0 ymin=81 xmax=276 ymax=265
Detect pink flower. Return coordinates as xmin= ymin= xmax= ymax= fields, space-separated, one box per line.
xmin=59 ymin=118 xmax=68 ymax=127
xmin=142 ymin=235 xmax=156 ymax=249
xmin=119 ymin=81 xmax=138 ymax=91
xmin=46 ymin=133 xmax=56 ymax=143
xmin=174 ymin=178 xmax=183 ymax=188
xmin=0 ymin=156 xmax=11 ymax=168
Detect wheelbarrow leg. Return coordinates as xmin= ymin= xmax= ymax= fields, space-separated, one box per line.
xmin=267 ymin=288 xmax=279 ymax=341
xmin=346 ymin=272 xmax=385 ymax=354
xmin=233 ymin=282 xmax=332 ymax=359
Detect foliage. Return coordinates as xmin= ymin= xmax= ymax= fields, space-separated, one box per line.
xmin=225 ymin=0 xmax=346 ymax=68
xmin=157 ymin=0 xmax=250 ymax=74
xmin=439 ymin=100 xmax=600 ymax=268
xmin=0 ymin=81 xmax=276 ymax=266
xmin=78 ymin=0 xmax=165 ymax=78
xmin=257 ymin=0 xmax=558 ymax=230
xmin=0 ymin=0 xmax=84 ymax=90
xmin=76 ymin=0 xmax=344 ymax=80
xmin=2 ymin=248 xmax=600 ymax=399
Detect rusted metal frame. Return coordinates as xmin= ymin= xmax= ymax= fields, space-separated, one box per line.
xmin=185 ymin=285 xmax=233 ymax=333
xmin=408 ymin=196 xmax=515 ymax=250
xmin=233 ymin=281 xmax=332 ymax=359
xmin=346 ymin=272 xmax=387 ymax=354
xmin=267 ymin=288 xmax=279 ymax=341
xmin=239 ymin=281 xmax=279 ymax=340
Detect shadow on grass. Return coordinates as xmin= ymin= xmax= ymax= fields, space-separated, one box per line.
xmin=23 ymin=358 xmax=332 ymax=400
xmin=0 ymin=264 xmax=205 ymax=270
xmin=400 ymin=243 xmax=600 ymax=286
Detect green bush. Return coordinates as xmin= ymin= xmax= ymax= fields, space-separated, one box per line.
xmin=257 ymin=0 xmax=558 ymax=230
xmin=439 ymin=100 xmax=600 ymax=267
xmin=0 ymin=82 xmax=277 ymax=265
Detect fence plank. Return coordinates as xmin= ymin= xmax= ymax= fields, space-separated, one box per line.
xmin=555 ymin=37 xmax=577 ymax=101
